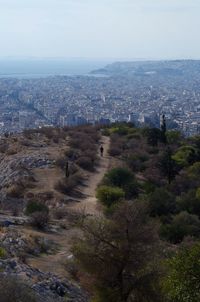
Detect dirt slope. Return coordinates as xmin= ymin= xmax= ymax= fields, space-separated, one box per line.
xmin=27 ymin=136 xmax=110 ymax=277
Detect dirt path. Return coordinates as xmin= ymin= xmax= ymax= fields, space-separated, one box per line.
xmin=27 ymin=136 xmax=110 ymax=277
xmin=68 ymin=135 xmax=110 ymax=214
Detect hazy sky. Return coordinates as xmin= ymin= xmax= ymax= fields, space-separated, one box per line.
xmin=0 ymin=0 xmax=199 ymax=60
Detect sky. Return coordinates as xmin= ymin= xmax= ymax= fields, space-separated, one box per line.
xmin=0 ymin=0 xmax=199 ymax=60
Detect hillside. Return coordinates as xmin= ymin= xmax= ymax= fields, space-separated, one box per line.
xmin=2 ymin=123 xmax=200 ymax=301
xmin=0 ymin=125 xmax=109 ymax=301
xmin=91 ymin=59 xmax=200 ymax=78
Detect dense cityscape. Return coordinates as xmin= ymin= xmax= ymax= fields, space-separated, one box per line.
xmin=1 ymin=60 xmax=200 ymax=136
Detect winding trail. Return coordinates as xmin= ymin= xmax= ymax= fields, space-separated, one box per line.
xmin=26 ymin=136 xmax=110 ymax=277
xmin=69 ymin=135 xmax=110 ymax=214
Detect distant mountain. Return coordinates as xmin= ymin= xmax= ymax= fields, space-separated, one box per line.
xmin=91 ymin=60 xmax=200 ymax=77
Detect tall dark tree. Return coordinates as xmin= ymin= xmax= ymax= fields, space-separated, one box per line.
xmin=158 ymin=147 xmax=179 ymax=184
xmin=160 ymin=114 xmax=167 ymax=144
xmin=144 ymin=127 xmax=162 ymax=146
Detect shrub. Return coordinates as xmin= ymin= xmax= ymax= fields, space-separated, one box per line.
xmin=53 ymin=208 xmax=68 ymax=219
xmin=0 ymin=276 xmax=36 ymax=302
xmin=163 ymin=243 xmax=200 ymax=302
xmin=148 ymin=188 xmax=176 ymax=217
xmin=55 ymin=173 xmax=84 ymax=195
xmin=31 ymin=211 xmax=49 ymax=229
xmin=0 ymin=143 xmax=8 ymax=153
xmin=172 ymin=145 xmax=200 ymax=167
xmin=65 ymin=148 xmax=80 ymax=160
xmin=103 ymin=167 xmax=139 ymax=198
xmin=104 ymin=167 xmax=133 ymax=188
xmin=177 ymin=189 xmax=200 ymax=217
xmin=109 ymin=146 xmax=122 ymax=157
xmin=65 ymin=258 xmax=79 ymax=281
xmin=96 ymin=185 xmax=125 ymax=207
xmin=76 ymin=156 xmax=94 ymax=171
xmin=55 ymin=178 xmax=76 ymax=195
xmin=55 ymin=156 xmax=66 ymax=169
xmin=160 ymin=211 xmax=200 ymax=243
xmin=0 ymin=247 xmax=7 ymax=259
xmin=126 ymin=155 xmax=146 ymax=172
xmin=26 ymin=200 xmax=49 ymax=216
xmin=6 ymin=148 xmax=18 ymax=155
xmin=7 ymin=184 xmax=24 ymax=198
xmin=84 ymin=150 xmax=98 ymax=162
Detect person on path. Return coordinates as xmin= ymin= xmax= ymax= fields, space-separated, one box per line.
xmin=100 ymin=145 xmax=104 ymax=157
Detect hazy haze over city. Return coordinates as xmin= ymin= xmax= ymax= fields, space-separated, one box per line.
xmin=0 ymin=0 xmax=199 ymax=60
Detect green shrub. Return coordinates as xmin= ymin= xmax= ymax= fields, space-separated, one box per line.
xmin=177 ymin=189 xmax=200 ymax=217
xmin=148 ymin=188 xmax=176 ymax=217
xmin=103 ymin=167 xmax=139 ymax=198
xmin=163 ymin=243 xmax=200 ymax=302
xmin=172 ymin=145 xmax=200 ymax=167
xmin=160 ymin=211 xmax=200 ymax=243
xmin=96 ymin=185 xmax=125 ymax=207
xmin=0 ymin=247 xmax=7 ymax=259
xmin=104 ymin=167 xmax=133 ymax=188
xmin=26 ymin=200 xmax=49 ymax=216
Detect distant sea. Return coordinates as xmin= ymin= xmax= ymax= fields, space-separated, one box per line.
xmin=0 ymin=59 xmax=110 ymax=79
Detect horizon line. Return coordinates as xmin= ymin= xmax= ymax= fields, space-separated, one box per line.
xmin=0 ymin=56 xmax=200 ymax=62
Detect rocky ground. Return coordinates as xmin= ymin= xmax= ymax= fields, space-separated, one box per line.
xmin=0 ymin=128 xmax=110 ymax=301
xmin=0 ymin=258 xmax=88 ymax=301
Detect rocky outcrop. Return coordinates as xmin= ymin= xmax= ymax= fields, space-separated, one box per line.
xmin=0 ymin=259 xmax=88 ymax=302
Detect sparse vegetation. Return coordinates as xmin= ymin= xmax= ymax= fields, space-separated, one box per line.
xmin=6 ymin=183 xmax=25 ymax=198
xmin=55 ymin=172 xmax=84 ymax=196
xmin=26 ymin=200 xmax=49 ymax=216
xmin=4 ymin=122 xmax=200 ymax=301
xmin=76 ymin=156 xmax=95 ymax=171
xmin=0 ymin=276 xmax=37 ymax=302
xmin=30 ymin=211 xmax=49 ymax=229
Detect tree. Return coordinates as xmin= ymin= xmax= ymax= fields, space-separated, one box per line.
xmin=160 ymin=211 xmax=200 ymax=243
xmin=177 ymin=189 xmax=200 ymax=218
xmin=73 ymin=201 xmax=162 ymax=302
xmin=166 ymin=130 xmax=182 ymax=145
xmin=158 ymin=148 xmax=179 ymax=184
xmin=144 ymin=128 xmax=162 ymax=146
xmin=160 ymin=114 xmax=167 ymax=144
xmin=148 ymin=188 xmax=176 ymax=217
xmin=163 ymin=243 xmax=200 ymax=302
